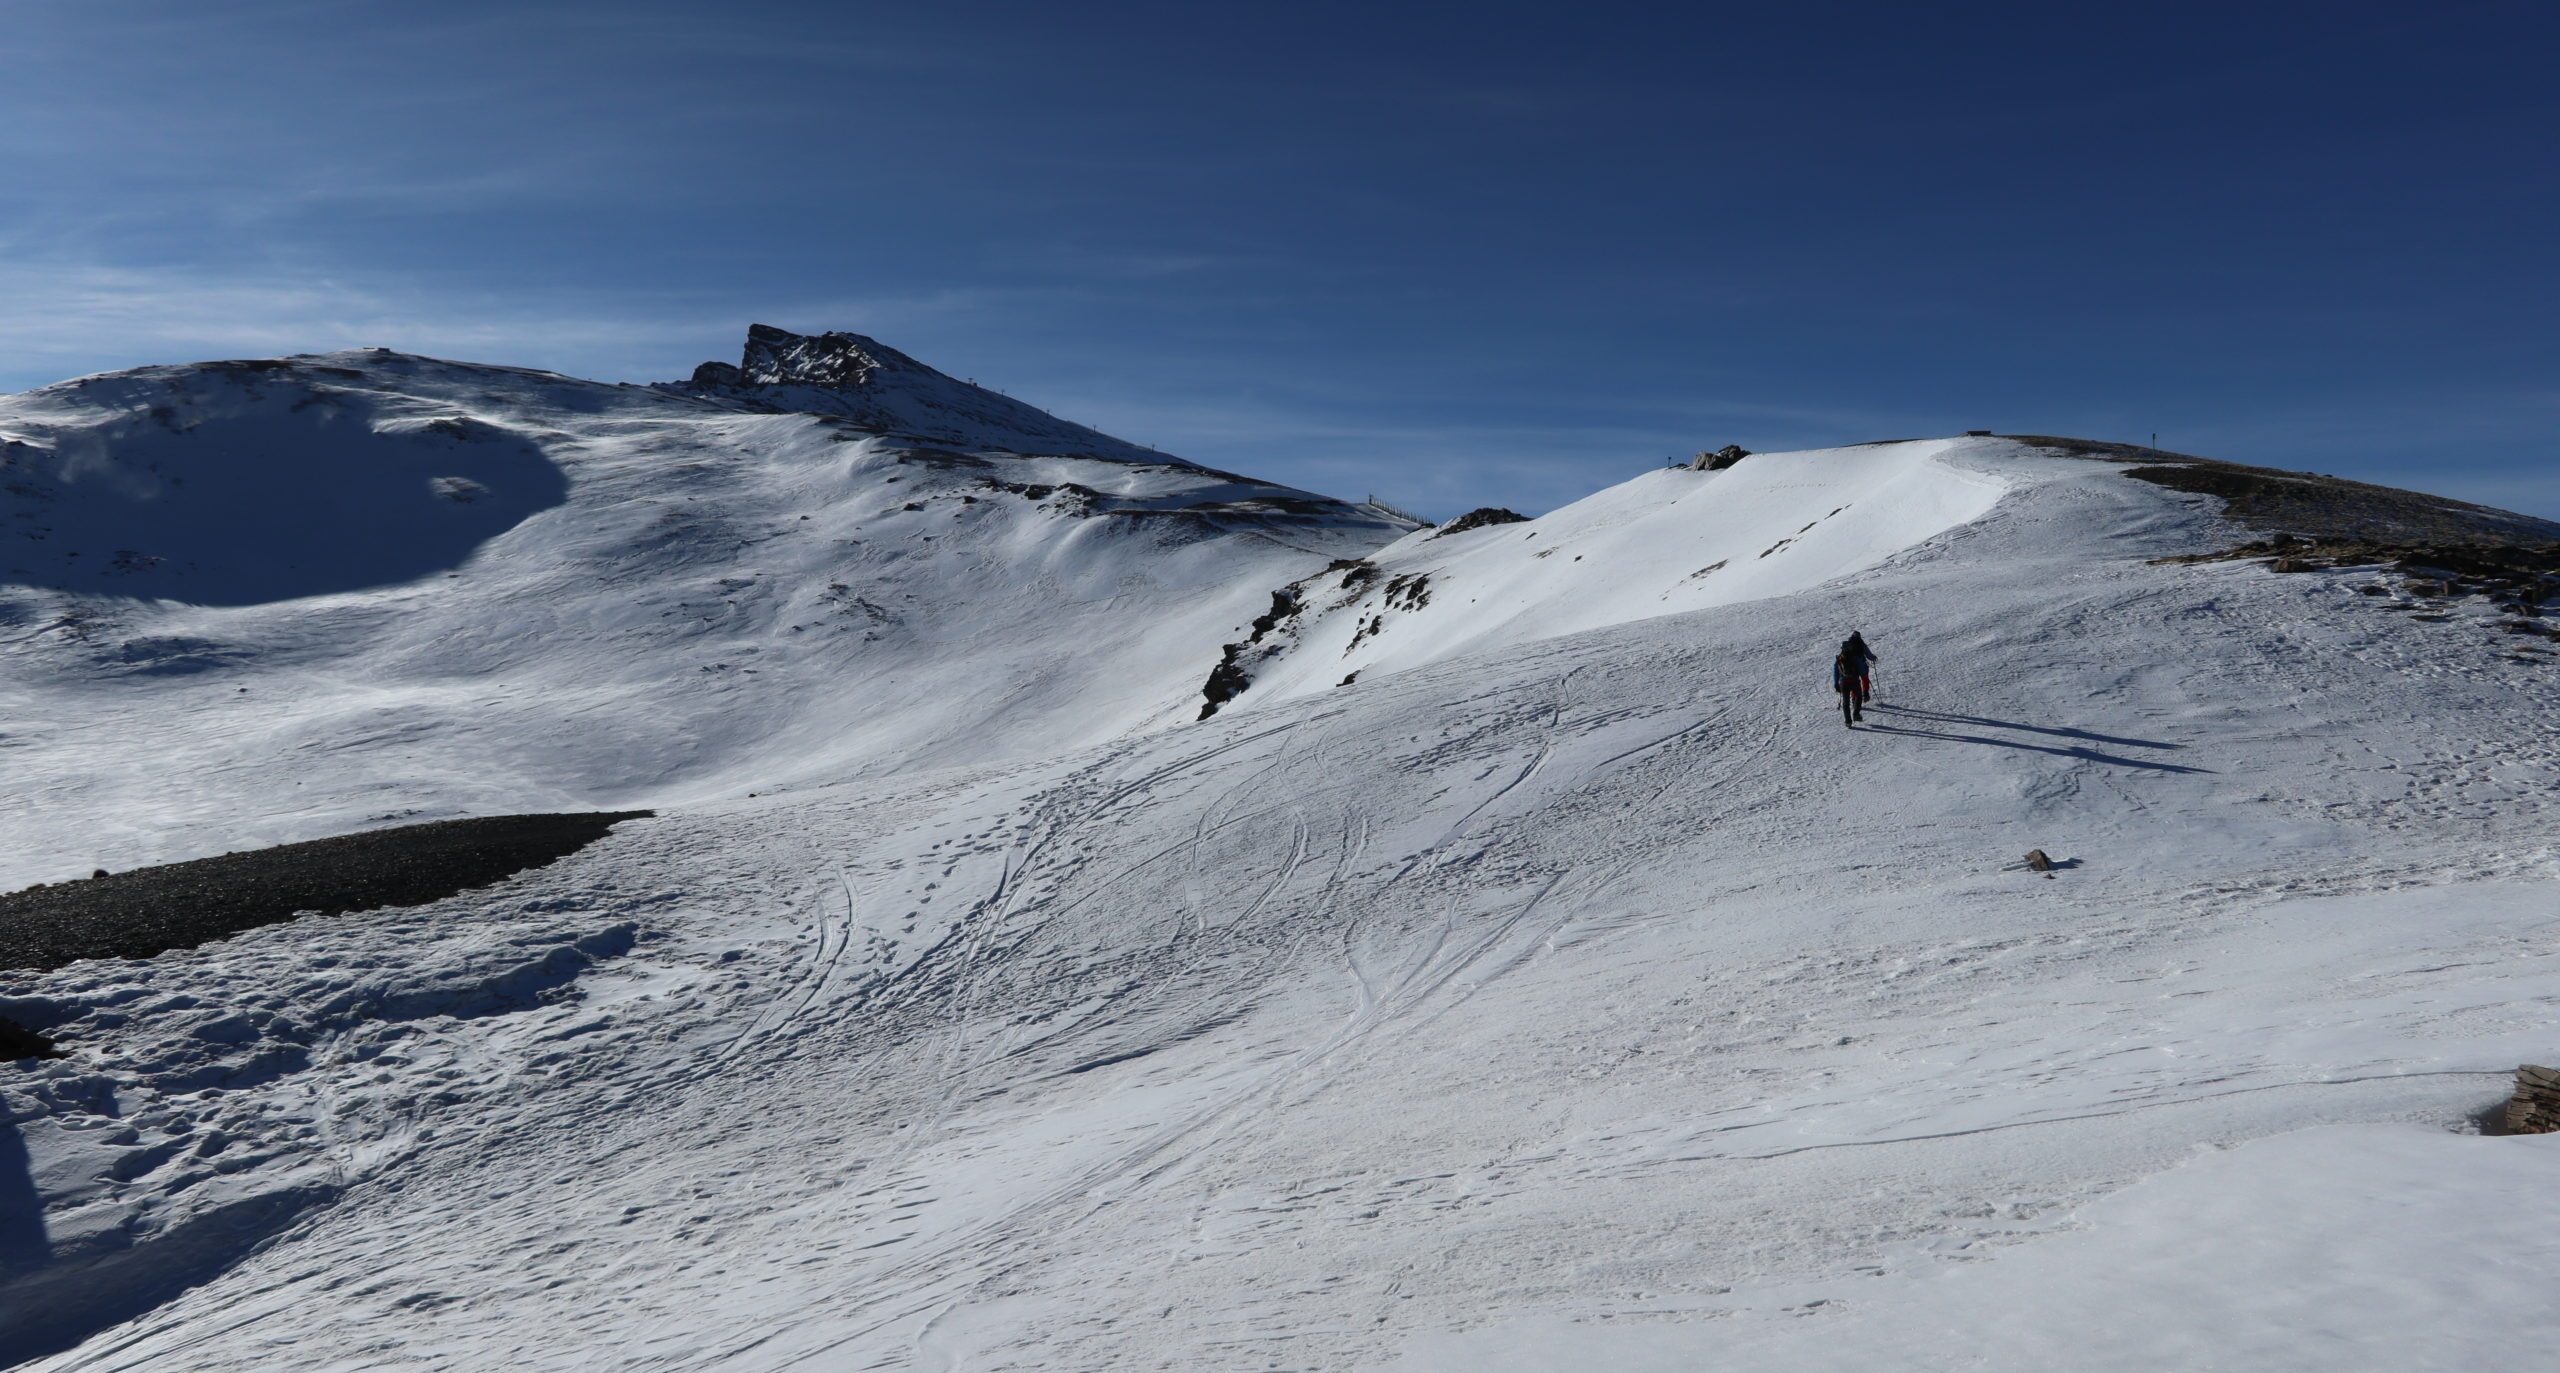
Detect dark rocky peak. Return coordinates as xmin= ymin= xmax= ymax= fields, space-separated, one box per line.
xmin=691 ymin=323 xmax=914 ymax=393
xmin=669 ymin=324 xmax=1172 ymax=464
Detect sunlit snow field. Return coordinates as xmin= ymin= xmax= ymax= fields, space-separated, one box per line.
xmin=3 ymin=347 xmax=2555 ymax=1370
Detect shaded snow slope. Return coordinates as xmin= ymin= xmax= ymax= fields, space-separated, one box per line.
xmin=5 ymin=424 xmax=2555 ymax=1368
xmin=1211 ymin=439 xmax=2009 ymax=711
xmin=0 ymin=347 xmax=1404 ymax=887
xmin=0 ymin=364 xmax=567 ymax=605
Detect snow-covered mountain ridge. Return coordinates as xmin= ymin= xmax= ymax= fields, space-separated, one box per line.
xmin=1199 ymin=435 xmax=2557 ymax=720
xmin=2 ymin=333 xmax=2556 ymax=1370
xmin=0 ymin=335 xmax=1409 ymax=887
xmin=1201 ymin=439 xmax=2012 ymax=715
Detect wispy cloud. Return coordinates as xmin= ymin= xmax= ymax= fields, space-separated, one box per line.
xmin=0 ymin=257 xmax=1121 ymax=393
xmin=0 ymin=263 xmax=695 ymax=386
xmin=0 ymin=251 xmax=1832 ymax=517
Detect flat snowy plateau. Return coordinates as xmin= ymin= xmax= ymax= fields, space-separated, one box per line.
xmin=2 ymin=335 xmax=2555 ymax=1370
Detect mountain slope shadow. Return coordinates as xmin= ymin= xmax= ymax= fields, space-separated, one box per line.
xmin=2 ymin=390 xmax=568 ymax=605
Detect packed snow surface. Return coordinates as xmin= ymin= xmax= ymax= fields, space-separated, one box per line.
xmin=1215 ymin=440 xmax=2008 ymax=709
xmin=3 ymin=346 xmax=2555 ymax=1371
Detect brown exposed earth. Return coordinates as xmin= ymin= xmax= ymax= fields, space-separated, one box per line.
xmin=2007 ymin=435 xmax=2560 ymax=547
xmin=2002 ymin=437 xmax=2558 ymax=660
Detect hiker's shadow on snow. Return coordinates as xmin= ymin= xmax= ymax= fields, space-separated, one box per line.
xmin=2005 ymin=856 xmax=2084 ymax=872
xmin=1862 ymin=709 xmax=2213 ymax=774
xmin=1874 ymin=706 xmax=2183 ymax=753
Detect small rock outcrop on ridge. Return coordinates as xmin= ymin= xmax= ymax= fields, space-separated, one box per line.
xmin=1430 ymin=507 xmax=1529 ymax=538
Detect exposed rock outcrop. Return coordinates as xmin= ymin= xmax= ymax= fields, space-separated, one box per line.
xmin=1198 ymin=589 xmax=1306 ymax=720
xmin=668 ymin=324 xmax=1178 ymax=464
xmin=0 ymin=1015 xmax=59 ymax=1059
xmin=2506 ymin=1064 xmax=2560 ymax=1134
xmin=1430 ymin=507 xmax=1529 ymax=539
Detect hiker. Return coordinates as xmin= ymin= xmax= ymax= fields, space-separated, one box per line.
xmin=1834 ymin=650 xmax=1864 ymax=726
xmin=1840 ymin=631 xmax=1877 ymax=705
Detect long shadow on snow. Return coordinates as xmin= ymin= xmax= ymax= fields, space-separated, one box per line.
xmin=1858 ymin=719 xmax=2216 ymax=774
xmin=0 ymin=1160 xmax=330 ymax=1364
xmin=1870 ymin=705 xmax=2182 ymax=752
xmin=0 ymin=1123 xmax=45 ymax=1280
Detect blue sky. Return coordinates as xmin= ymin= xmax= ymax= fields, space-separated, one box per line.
xmin=3 ymin=0 xmax=2552 ymax=517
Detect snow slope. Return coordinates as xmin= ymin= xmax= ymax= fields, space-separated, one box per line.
xmin=0 ymin=341 xmax=1405 ymax=887
xmin=3 ymin=345 xmax=2557 ymax=1369
xmin=1207 ymin=439 xmax=2010 ymax=710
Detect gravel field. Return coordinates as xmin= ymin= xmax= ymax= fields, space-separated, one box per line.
xmin=0 ymin=811 xmax=652 ymax=976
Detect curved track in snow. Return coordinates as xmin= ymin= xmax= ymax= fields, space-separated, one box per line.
xmin=4 ymin=423 xmax=2556 ymax=1369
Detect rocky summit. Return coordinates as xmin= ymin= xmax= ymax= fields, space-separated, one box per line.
xmin=666 ymin=323 xmax=1176 ymax=463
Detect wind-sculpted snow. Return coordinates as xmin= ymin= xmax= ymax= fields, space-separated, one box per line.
xmin=4 ymin=331 xmax=2558 ymax=1367
xmin=0 ymin=348 xmax=1403 ymax=889
xmin=4 ymin=430 xmax=2554 ymax=1369
xmin=0 ymin=835 xmax=657 ymax=1363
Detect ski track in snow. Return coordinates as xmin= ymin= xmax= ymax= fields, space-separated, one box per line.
xmin=3 ymin=420 xmax=2556 ymax=1369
